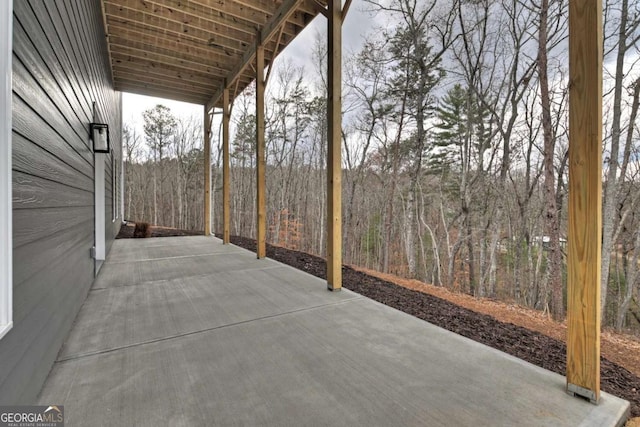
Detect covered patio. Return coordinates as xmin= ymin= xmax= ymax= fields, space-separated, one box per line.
xmin=38 ymin=236 xmax=629 ymax=426
xmin=97 ymin=1 xmax=610 ymax=405
xmin=1 ymin=0 xmax=627 ymax=420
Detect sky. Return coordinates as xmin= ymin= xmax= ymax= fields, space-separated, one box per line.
xmin=122 ymin=0 xmax=383 ymax=134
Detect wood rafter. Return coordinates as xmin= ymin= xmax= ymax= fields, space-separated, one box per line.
xmin=105 ymin=17 xmax=253 ymax=57
xmin=115 ymin=82 xmax=208 ymax=104
xmin=107 ymin=20 xmax=282 ymax=69
xmin=110 ymin=58 xmax=222 ymax=87
xmin=112 ymin=66 xmax=218 ymax=92
xmin=207 ymin=0 xmax=306 ymax=109
xmin=101 ymin=0 xmax=326 ymax=105
xmin=116 ymin=76 xmax=208 ymax=98
xmin=310 ymin=0 xmax=328 ymax=17
xmin=108 ymin=36 xmax=239 ymax=74
xmin=104 ymin=3 xmax=250 ymax=55
xmin=264 ymin=24 xmax=285 ymax=84
xmin=110 ymin=43 xmax=229 ymax=75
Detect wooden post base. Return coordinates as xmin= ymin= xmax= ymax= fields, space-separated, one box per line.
xmin=567 ymin=383 xmax=599 ymax=405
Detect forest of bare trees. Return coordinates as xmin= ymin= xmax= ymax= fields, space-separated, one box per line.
xmin=123 ymin=109 xmax=205 ymax=232
xmin=123 ymin=0 xmax=640 ymax=333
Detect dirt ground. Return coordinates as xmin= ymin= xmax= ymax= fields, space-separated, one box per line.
xmin=350 ymin=265 xmax=640 ymax=378
xmin=116 ymin=222 xmax=201 ymax=239
xmin=116 ymin=225 xmax=640 ymax=420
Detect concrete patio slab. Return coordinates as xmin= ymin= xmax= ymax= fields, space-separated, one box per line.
xmin=38 ymin=237 xmax=630 ymax=426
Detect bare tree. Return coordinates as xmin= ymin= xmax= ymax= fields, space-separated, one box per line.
xmin=143 ymin=105 xmax=177 ymax=225
xmin=601 ymin=0 xmax=640 ymax=316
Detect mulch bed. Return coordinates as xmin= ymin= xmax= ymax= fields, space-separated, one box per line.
xmin=228 ymin=235 xmax=640 ymax=418
xmin=115 ymin=222 xmax=639 ymax=417
xmin=116 ymin=222 xmax=202 ymax=239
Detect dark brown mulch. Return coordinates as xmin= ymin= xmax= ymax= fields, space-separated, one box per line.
xmin=228 ymin=235 xmax=640 ymax=418
xmin=116 ymin=222 xmax=202 ymax=239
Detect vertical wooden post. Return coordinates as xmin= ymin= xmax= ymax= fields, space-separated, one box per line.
xmin=203 ymin=106 xmax=212 ymax=236
xmin=567 ymin=0 xmax=602 ymax=403
xmin=256 ymin=45 xmax=266 ymax=259
xmin=327 ymin=0 xmax=342 ymax=291
xmin=222 ymin=87 xmax=231 ymax=244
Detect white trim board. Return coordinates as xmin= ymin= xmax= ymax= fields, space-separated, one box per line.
xmin=0 ymin=0 xmax=13 ymax=340
xmin=120 ymin=157 xmax=124 ymax=221
xmin=94 ymin=152 xmax=106 ymax=274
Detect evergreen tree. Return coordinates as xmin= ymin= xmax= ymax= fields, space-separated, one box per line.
xmin=432 ymin=84 xmax=469 ymax=172
xmin=432 ymin=84 xmax=492 ymax=175
xmin=232 ymin=111 xmax=256 ymax=167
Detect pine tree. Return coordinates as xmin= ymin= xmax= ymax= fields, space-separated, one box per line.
xmin=432 ymin=84 xmax=469 ymax=173
xmin=232 ymin=111 xmax=256 ymax=167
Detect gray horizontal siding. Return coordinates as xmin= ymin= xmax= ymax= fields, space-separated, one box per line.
xmin=13 ymin=171 xmax=93 ymax=210
xmin=13 ymin=217 xmax=94 ymax=288
xmin=0 ymin=0 xmax=122 ymax=404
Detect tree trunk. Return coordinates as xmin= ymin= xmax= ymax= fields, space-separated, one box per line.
xmin=153 ymin=160 xmax=158 ymax=225
xmin=617 ymin=226 xmax=640 ymax=330
xmin=538 ymin=0 xmax=563 ymax=320
xmin=404 ymin=187 xmax=417 ymax=278
xmin=465 ymin=211 xmax=475 ymax=295
xmin=601 ymin=0 xmax=630 ymax=315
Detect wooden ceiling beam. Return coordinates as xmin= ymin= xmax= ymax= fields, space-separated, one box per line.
xmin=102 ymin=0 xmax=321 ymax=106
xmin=111 ymin=51 xmax=217 ymax=78
xmin=111 ymin=57 xmax=222 ymax=86
xmin=112 ymin=51 xmax=253 ymax=86
xmin=112 ymin=66 xmax=219 ymax=92
xmin=207 ymin=0 xmax=305 ymax=110
xmin=231 ymin=0 xmax=277 ymax=15
xmin=230 ymin=0 xmax=318 ymax=19
xmin=106 ymin=14 xmax=295 ymax=59
xmin=194 ymin=0 xmax=281 ymax=20
xmin=105 ymin=0 xmax=306 ymax=33
xmin=111 ymin=52 xmax=255 ymax=87
xmin=106 ymin=16 xmax=250 ymax=57
xmin=308 ymin=0 xmax=328 ymax=18
xmin=298 ymin=0 xmax=326 ymax=16
xmin=104 ymin=1 xmax=257 ymax=52
xmin=107 ymin=29 xmax=240 ymax=70
xmin=115 ymin=82 xmax=208 ymax=104
xmin=137 ymin=0 xmax=304 ymax=39
xmin=107 ymin=23 xmax=236 ymax=65
xmin=116 ymin=77 xmax=208 ymax=99
xmin=110 ymin=38 xmax=278 ymax=81
xmin=104 ymin=3 xmax=249 ymax=55
xmin=143 ymin=0 xmax=260 ymax=37
xmin=110 ymin=43 xmax=231 ymax=75
xmin=114 ymin=72 xmax=216 ymax=96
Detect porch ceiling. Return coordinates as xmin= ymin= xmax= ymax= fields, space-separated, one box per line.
xmin=100 ymin=0 xmax=325 ymax=108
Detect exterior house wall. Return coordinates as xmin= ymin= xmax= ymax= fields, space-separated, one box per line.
xmin=0 ymin=0 xmax=122 ymax=403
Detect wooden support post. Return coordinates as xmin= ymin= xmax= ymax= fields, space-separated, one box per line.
xmin=566 ymin=0 xmax=602 ymax=403
xmin=256 ymin=45 xmax=266 ymax=259
xmin=222 ymin=87 xmax=231 ymax=244
xmin=327 ymin=0 xmax=342 ymax=291
xmin=203 ymin=106 xmax=212 ymax=236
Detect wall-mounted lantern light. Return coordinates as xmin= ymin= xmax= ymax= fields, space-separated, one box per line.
xmin=90 ymin=123 xmax=110 ymax=153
